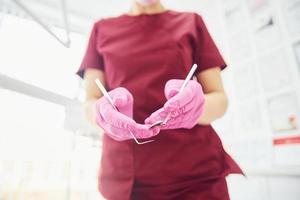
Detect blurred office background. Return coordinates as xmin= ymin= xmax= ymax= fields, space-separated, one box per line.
xmin=0 ymin=0 xmax=300 ymax=199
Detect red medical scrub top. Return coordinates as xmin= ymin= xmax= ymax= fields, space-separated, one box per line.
xmin=77 ymin=10 xmax=243 ymax=200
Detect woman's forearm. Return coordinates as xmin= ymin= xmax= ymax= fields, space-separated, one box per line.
xmin=83 ymin=91 xmax=228 ymax=126
xmin=83 ymin=98 xmax=98 ymax=125
xmin=197 ymin=92 xmax=228 ymax=125
xmin=82 ymin=68 xmax=106 ymax=125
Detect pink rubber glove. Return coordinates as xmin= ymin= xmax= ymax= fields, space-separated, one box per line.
xmin=145 ymin=79 xmax=205 ymax=130
xmin=95 ymin=87 xmax=159 ymax=141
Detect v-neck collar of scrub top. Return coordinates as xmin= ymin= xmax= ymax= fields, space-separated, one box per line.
xmin=119 ymin=10 xmax=172 ymax=29
xmin=121 ymin=9 xmax=172 ymax=18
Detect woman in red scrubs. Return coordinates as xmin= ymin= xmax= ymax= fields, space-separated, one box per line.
xmin=77 ymin=0 xmax=243 ymax=199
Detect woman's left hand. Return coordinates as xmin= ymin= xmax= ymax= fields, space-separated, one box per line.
xmin=145 ymin=79 xmax=205 ymax=130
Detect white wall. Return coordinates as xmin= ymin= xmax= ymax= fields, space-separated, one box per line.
xmin=194 ymin=0 xmax=300 ymax=199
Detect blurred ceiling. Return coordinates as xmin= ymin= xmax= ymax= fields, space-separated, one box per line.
xmin=1 ymin=0 xmax=221 ymax=46
xmin=3 ymin=0 xmax=131 ymax=34
xmin=2 ymin=0 xmax=214 ymax=33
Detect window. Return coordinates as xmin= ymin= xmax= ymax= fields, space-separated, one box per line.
xmin=0 ymin=15 xmax=102 ymax=200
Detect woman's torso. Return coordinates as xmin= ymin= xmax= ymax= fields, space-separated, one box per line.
xmin=94 ymin=10 xmax=242 ymax=199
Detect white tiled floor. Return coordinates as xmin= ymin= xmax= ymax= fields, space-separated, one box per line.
xmin=227 ymin=175 xmax=300 ymax=200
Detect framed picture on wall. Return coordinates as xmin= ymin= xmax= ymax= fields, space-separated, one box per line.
xmin=267 ymin=92 xmax=299 ymax=134
xmin=293 ymin=41 xmax=300 ymax=74
xmin=258 ymin=49 xmax=292 ymax=92
xmin=282 ymin=0 xmax=300 ymax=36
xmin=223 ymin=0 xmax=246 ymax=34
xmin=246 ymin=0 xmax=270 ymax=15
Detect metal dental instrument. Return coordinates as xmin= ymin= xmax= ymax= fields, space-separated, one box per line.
xmin=95 ymin=79 xmax=155 ymax=145
xmin=149 ymin=64 xmax=198 ymax=128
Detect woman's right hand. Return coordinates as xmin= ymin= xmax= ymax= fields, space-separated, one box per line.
xmin=95 ymin=87 xmax=160 ymax=141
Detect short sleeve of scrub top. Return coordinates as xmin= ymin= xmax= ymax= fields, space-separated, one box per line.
xmin=193 ymin=14 xmax=227 ymax=74
xmin=77 ymin=23 xmax=104 ymax=78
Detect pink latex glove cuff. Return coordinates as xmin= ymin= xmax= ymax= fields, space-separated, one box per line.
xmin=95 ymin=87 xmax=159 ymax=141
xmin=145 ymin=79 xmax=205 ymax=130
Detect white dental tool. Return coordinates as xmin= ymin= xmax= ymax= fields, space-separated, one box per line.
xmin=95 ymin=79 xmax=155 ymax=145
xmin=149 ymin=64 xmax=198 ymax=128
